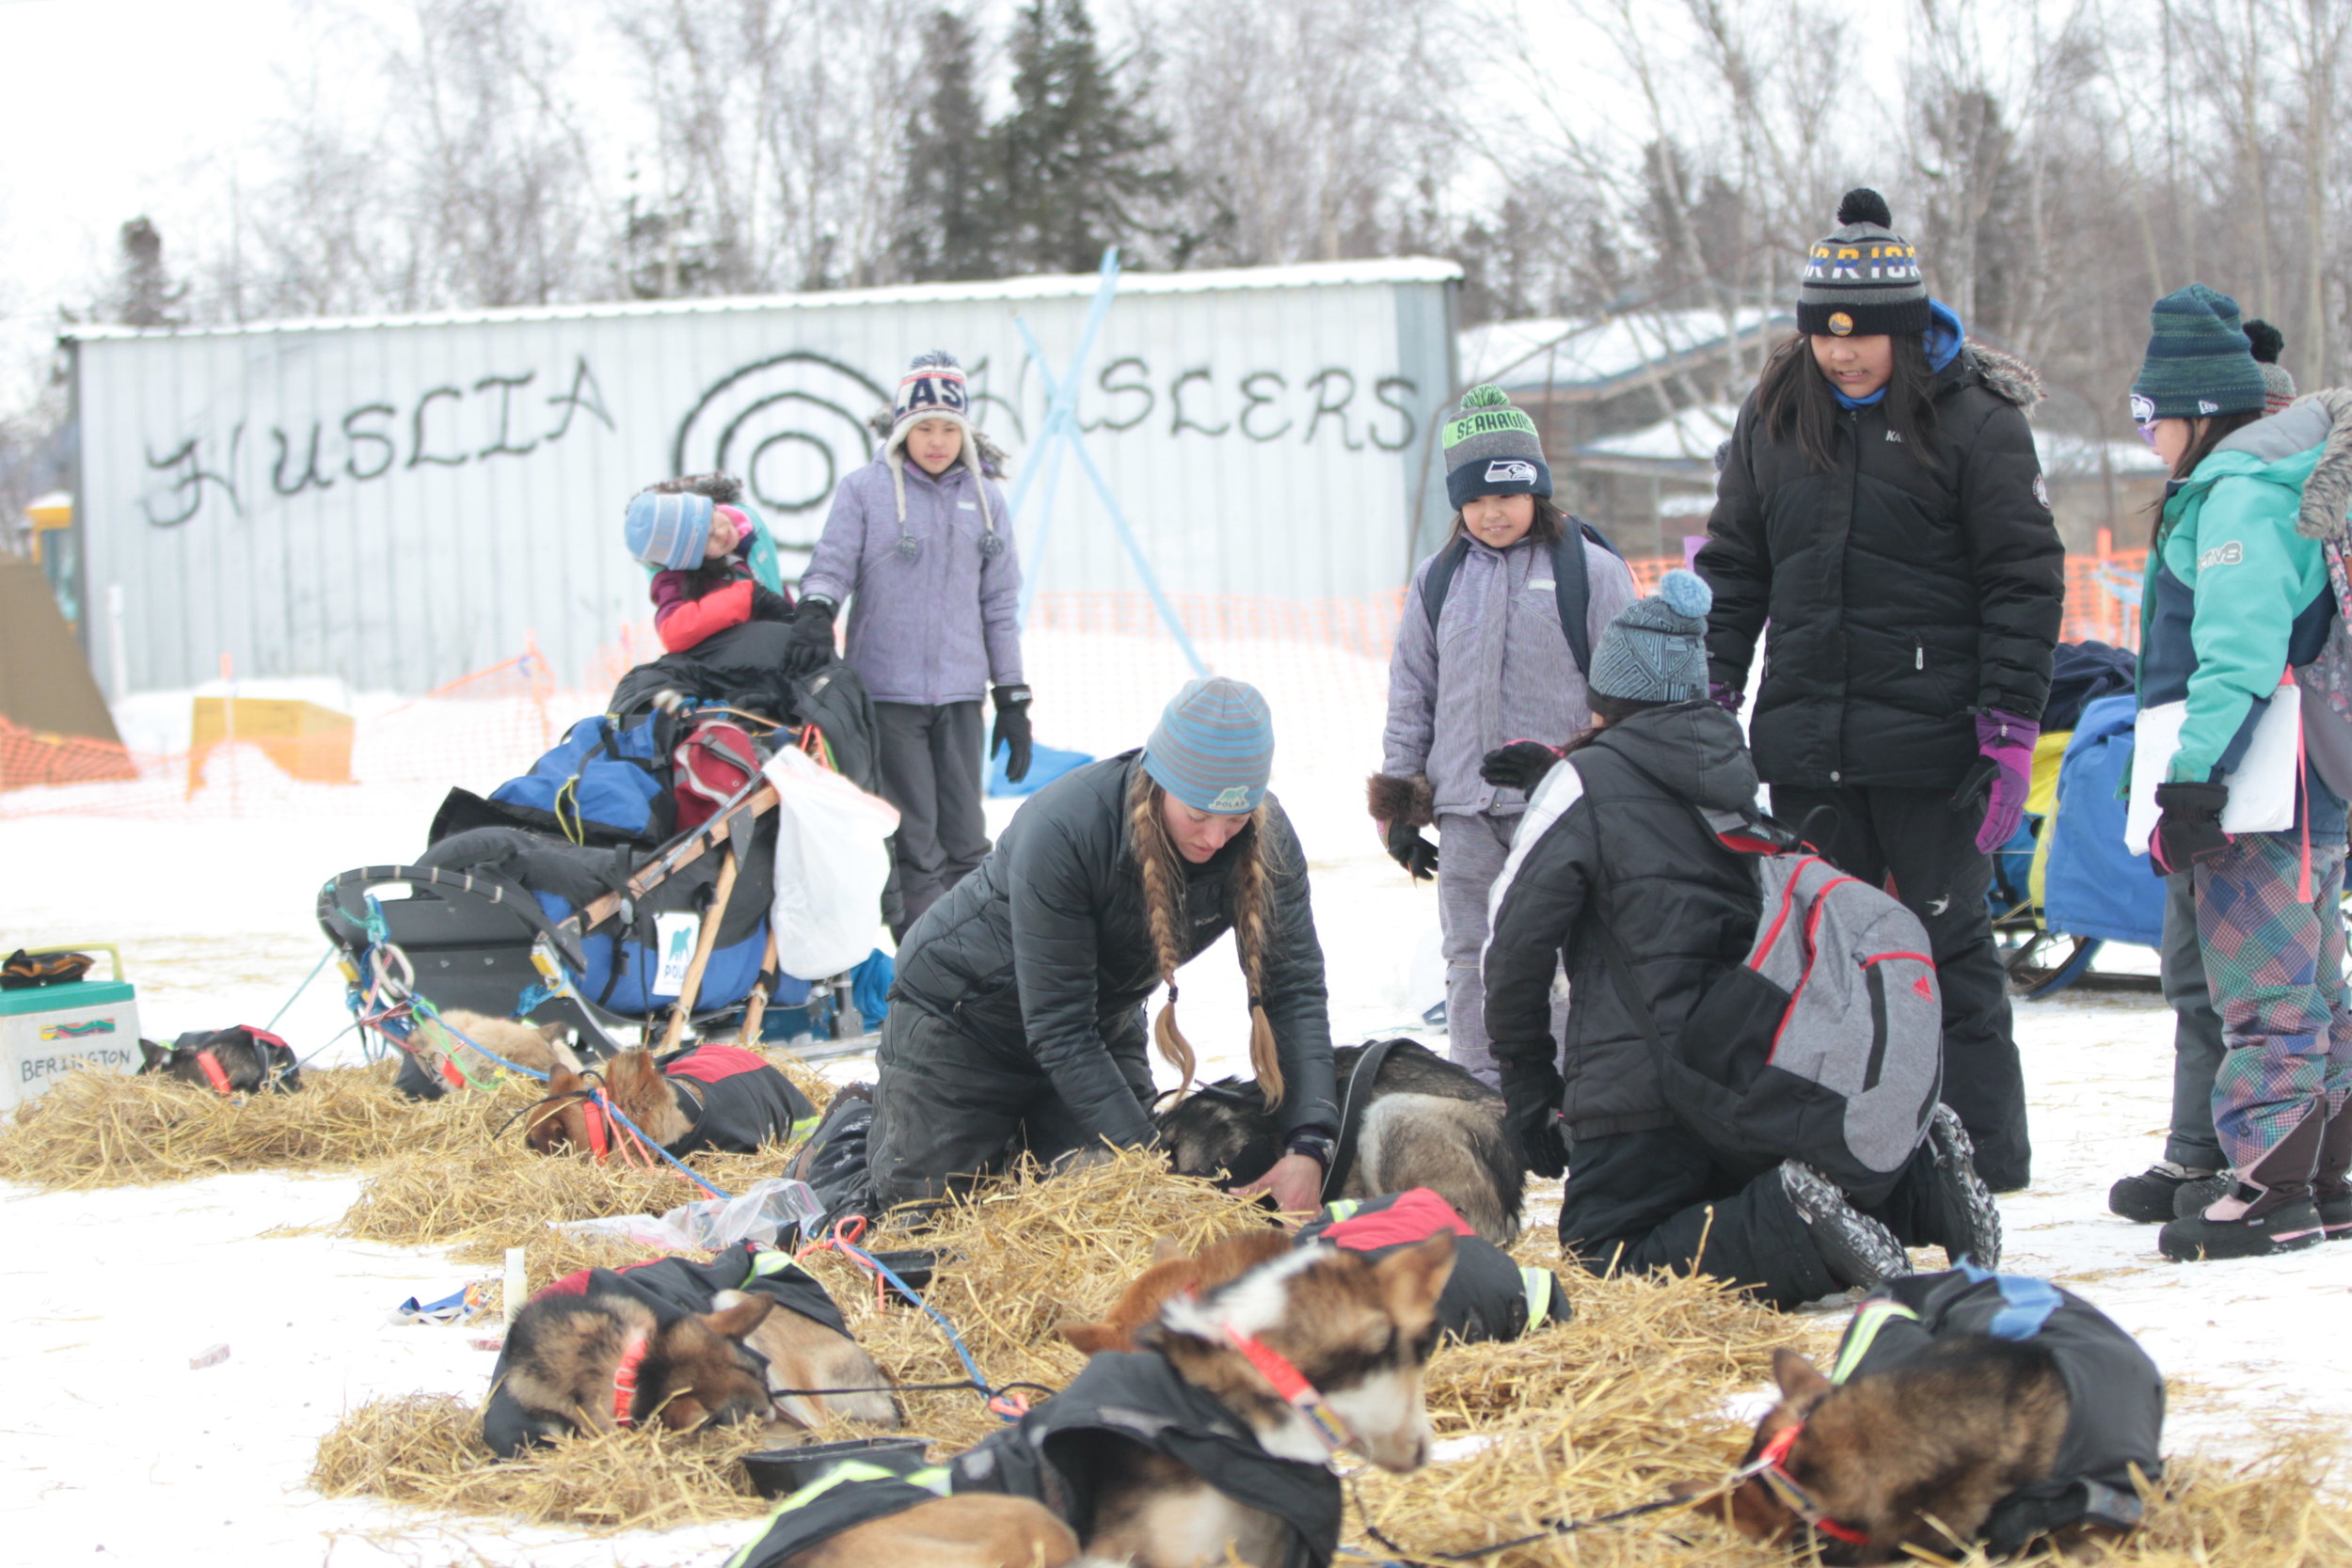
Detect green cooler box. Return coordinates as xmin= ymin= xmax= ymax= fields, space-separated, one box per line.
xmin=1 ymin=945 xmax=142 ymax=1112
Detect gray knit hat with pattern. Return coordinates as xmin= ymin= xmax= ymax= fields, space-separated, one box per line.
xmin=1590 ymin=569 xmax=1713 ymax=705
xmin=1796 ymin=188 xmax=1930 ymax=339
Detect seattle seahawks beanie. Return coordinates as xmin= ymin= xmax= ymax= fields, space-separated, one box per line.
xmin=1142 ymin=676 xmax=1276 ymax=815
xmin=1797 ymin=188 xmax=1930 ymax=339
xmin=1590 ymin=569 xmax=1713 ymax=705
xmin=2131 ymin=284 xmax=2267 ymax=420
xmin=624 ymin=489 xmax=713 ymax=571
xmin=1442 ymin=385 xmax=1551 ymax=509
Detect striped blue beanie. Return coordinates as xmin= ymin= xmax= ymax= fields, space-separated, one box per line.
xmin=625 ymin=490 xmax=713 ymax=571
xmin=1142 ymin=677 xmax=1275 ymax=814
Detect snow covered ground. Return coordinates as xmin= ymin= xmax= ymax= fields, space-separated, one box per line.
xmin=3 ymin=637 xmax=2348 ymax=1562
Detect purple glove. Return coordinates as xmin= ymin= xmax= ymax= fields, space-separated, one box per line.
xmin=1708 ymin=681 xmax=1742 ymax=714
xmin=1970 ymin=710 xmax=2038 ymax=854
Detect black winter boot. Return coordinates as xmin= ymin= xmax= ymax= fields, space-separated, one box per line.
xmin=2314 ymin=1098 xmax=2352 ymax=1242
xmin=2170 ymin=1172 xmax=2232 ymax=1218
xmin=1921 ymin=1104 xmax=2003 ymax=1267
xmin=1780 ymin=1161 xmax=1912 ymax=1290
xmin=2158 ymin=1104 xmax=2328 ymax=1261
xmin=2110 ymin=1161 xmax=2216 ymax=1223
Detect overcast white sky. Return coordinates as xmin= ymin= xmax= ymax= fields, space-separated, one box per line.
xmin=0 ymin=0 xmax=1923 ymax=408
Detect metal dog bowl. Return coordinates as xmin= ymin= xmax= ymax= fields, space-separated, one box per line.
xmin=741 ymin=1434 xmax=933 ymax=1497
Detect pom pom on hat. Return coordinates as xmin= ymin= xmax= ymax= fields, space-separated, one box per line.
xmin=1836 ymin=187 xmax=1894 ymax=229
xmin=2244 ymin=318 xmax=2297 ymax=411
xmin=2245 ymin=319 xmax=2285 ymax=363
xmin=1656 ymin=567 xmax=1713 ymax=621
xmin=910 ymin=348 xmax=962 ymax=372
xmin=1459 ymin=383 xmax=1512 ymax=407
xmin=1589 ymin=570 xmax=1714 ymax=705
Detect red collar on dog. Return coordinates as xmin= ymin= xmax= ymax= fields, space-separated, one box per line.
xmin=194 ymin=1050 xmax=237 ymax=1098
xmin=612 ymin=1333 xmax=649 ymax=1427
xmin=1223 ymin=1325 xmax=1352 ymax=1455
xmin=1742 ymin=1421 xmax=1869 ymax=1546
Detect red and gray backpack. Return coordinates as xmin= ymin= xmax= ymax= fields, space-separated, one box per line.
xmin=1599 ymin=810 xmax=1943 ymax=1203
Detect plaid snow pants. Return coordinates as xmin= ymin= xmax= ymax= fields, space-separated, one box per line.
xmin=2192 ymin=832 xmax=2352 ymax=1172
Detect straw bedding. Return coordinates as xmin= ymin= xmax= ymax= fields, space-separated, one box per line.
xmin=0 ymin=1043 xmax=834 ymax=1195
xmin=308 ymin=1148 xmax=2352 ymax=1562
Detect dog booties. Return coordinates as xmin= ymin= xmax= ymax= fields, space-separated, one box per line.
xmin=1297 ymin=1188 xmax=1566 ymax=1340
xmin=1829 ymin=1265 xmax=2164 ymax=1553
xmin=730 ymin=1351 xmax=1343 ymax=1568
xmin=482 ymin=1243 xmax=848 ymax=1457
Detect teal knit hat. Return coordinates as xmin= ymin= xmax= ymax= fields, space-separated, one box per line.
xmin=1142 ymin=676 xmax=1275 ymax=815
xmin=2131 ymin=284 xmax=2266 ymax=421
xmin=1590 ymin=570 xmax=1713 ymax=705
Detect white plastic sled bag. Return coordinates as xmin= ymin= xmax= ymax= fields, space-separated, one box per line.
xmin=765 ymin=746 xmax=899 ymax=979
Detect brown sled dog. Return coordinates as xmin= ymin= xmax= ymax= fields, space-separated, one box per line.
xmin=772 ymin=1234 xmax=1459 ymax=1568
xmin=523 ymin=1042 xmax=809 ymax=1158
xmin=1058 ymin=1230 xmax=1293 ymax=1355
xmin=414 ymin=1007 xmax=580 ymax=1083
xmin=1726 ymin=1345 xmax=2074 ymax=1565
xmin=488 ymin=1252 xmax=897 ymax=1452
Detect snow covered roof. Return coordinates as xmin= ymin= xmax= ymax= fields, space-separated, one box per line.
xmin=2033 ymin=430 xmax=2169 ymax=481
xmin=60 ymin=257 xmax=1465 ymax=342
xmin=1459 ymin=309 xmax=1791 ymax=395
xmin=1575 ymin=402 xmax=1740 ymax=467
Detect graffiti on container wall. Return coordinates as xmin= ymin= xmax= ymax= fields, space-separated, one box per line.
xmin=136 ymin=344 xmax=1423 ymax=541
xmin=669 ymin=350 xmax=1423 ymax=549
xmin=141 ymin=356 xmax=614 ymax=527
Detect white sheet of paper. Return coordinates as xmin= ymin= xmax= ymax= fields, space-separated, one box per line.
xmin=2124 ymin=685 xmax=2301 ymax=854
xmin=652 ymin=911 xmax=701 ymax=996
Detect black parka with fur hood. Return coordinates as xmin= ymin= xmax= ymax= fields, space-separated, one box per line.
xmin=888 ymin=752 xmax=1340 ymax=1147
xmin=1697 ymin=339 xmax=2065 ymax=790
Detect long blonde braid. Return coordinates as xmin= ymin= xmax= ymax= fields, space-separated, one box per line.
xmin=1128 ymin=768 xmax=1285 ymax=1110
xmin=1129 ymin=766 xmax=1198 ymax=1100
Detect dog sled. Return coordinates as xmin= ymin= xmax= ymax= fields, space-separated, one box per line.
xmin=320 ymin=629 xmax=898 ymax=1086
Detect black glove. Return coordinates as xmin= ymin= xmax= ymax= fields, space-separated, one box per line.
xmin=1482 ymin=740 xmax=1563 ymax=793
xmin=1383 ymin=816 xmax=1438 ymax=881
xmin=1500 ymin=1063 xmax=1568 ymax=1179
xmin=991 ymin=684 xmax=1034 ymax=784
xmin=2151 ymin=781 xmax=2232 ymax=875
xmin=782 ymin=598 xmax=835 ymax=676
xmin=749 ymin=584 xmax=794 ymax=624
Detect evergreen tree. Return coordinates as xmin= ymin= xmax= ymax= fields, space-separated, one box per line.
xmin=113 ymin=217 xmax=189 ymax=327
xmin=896 ymin=8 xmax=998 ymax=282
xmin=992 ymin=0 xmax=1179 ymax=275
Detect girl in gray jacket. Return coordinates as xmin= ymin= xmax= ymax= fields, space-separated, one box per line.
xmin=1371 ymin=384 xmax=1636 ymax=1087
xmin=792 ymin=351 xmax=1033 ymax=934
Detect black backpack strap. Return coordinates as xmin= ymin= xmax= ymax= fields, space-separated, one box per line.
xmin=1321 ymin=1037 xmax=1402 ymax=1201
xmin=1551 ymin=517 xmax=1622 ymax=677
xmin=1421 ymin=538 xmax=1471 ymax=635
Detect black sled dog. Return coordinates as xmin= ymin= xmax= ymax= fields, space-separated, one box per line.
xmin=1156 ymin=1037 xmax=1522 ymax=1243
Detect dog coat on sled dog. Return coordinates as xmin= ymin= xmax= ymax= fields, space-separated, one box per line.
xmin=525 ymin=1042 xmax=818 ymax=1158
xmin=728 ymin=1232 xmax=1459 ymax=1568
xmin=484 ymin=1243 xmax=894 ymax=1455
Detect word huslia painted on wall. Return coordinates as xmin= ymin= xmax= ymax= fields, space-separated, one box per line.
xmin=65 ymin=260 xmax=1460 ymax=696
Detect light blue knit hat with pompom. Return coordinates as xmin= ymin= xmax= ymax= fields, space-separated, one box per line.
xmin=1590 ymin=569 xmax=1713 ymax=704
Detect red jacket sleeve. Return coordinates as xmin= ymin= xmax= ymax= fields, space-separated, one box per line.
xmin=656 ymin=577 xmax=754 ymax=653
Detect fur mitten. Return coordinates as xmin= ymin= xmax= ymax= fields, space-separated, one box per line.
xmin=1366 ymin=772 xmax=1435 ymax=828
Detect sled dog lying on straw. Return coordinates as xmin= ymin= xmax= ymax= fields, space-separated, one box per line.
xmin=525 ymin=1043 xmax=816 ymax=1159
xmin=1157 ymin=1038 xmax=1522 ymax=1243
xmin=404 ymin=1008 xmax=582 ymax=1092
xmin=137 ymin=1025 xmax=302 ymax=1095
xmin=731 ymin=1231 xmax=1460 ymax=1568
xmin=484 ymin=1244 xmax=897 ymax=1456
xmin=1722 ymin=1268 xmax=2164 ymax=1564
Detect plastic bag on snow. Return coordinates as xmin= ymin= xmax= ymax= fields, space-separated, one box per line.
xmin=766 ymin=746 xmax=899 ymax=978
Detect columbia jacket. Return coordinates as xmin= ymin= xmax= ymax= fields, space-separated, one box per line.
xmin=1382 ymin=533 xmax=1636 ymax=816
xmin=727 ymin=1352 xmax=1343 ymax=1568
xmin=1833 ymin=1267 xmax=2163 ymax=1553
xmin=1697 ymin=323 xmax=2064 ymax=789
xmin=1482 ymin=703 xmax=1761 ymax=1140
xmin=800 ymin=455 xmax=1024 ymax=706
xmin=890 ymin=752 xmax=1339 ymax=1145
xmin=2136 ymin=395 xmax=2348 ymax=836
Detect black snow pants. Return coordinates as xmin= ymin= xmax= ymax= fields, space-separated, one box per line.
xmin=866 ymin=1002 xmax=1155 ymax=1209
xmin=1770 ymin=783 xmax=2031 ymax=1190
xmin=874 ymin=700 xmax=989 ymax=936
xmin=1558 ymin=1127 xmax=1958 ymax=1310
